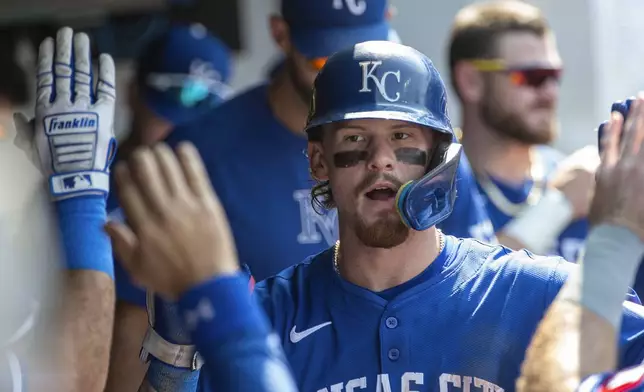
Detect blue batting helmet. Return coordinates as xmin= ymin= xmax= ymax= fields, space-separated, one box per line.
xmin=305 ymin=40 xmax=453 ymax=136
xmin=305 ymin=40 xmax=462 ymax=231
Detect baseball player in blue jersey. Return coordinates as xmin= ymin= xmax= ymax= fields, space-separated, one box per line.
xmin=104 ymin=24 xmax=233 ymax=391
xmin=107 ymin=23 xmax=231 ymax=212
xmin=111 ymin=40 xmax=644 ymax=392
xmin=518 ymin=95 xmax=644 ymax=392
xmin=448 ymin=1 xmax=593 ymax=262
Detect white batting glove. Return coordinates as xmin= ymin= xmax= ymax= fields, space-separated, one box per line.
xmin=33 ymin=27 xmax=117 ymax=200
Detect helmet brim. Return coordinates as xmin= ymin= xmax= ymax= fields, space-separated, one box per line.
xmin=305 ymin=104 xmax=453 ymax=135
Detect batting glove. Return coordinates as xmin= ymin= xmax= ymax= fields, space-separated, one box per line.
xmin=30 ymin=27 xmax=117 ymax=200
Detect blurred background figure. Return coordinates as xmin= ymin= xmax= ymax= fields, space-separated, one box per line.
xmin=108 ymin=22 xmax=231 ymax=211
xmin=0 ymin=31 xmax=62 ymax=390
xmin=447 ymin=0 xmax=595 ymax=262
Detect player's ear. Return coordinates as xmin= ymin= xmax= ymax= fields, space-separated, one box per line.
xmin=453 ymin=61 xmax=484 ymax=103
xmin=270 ymin=15 xmax=293 ymax=53
xmin=307 ymin=141 xmax=329 ymax=181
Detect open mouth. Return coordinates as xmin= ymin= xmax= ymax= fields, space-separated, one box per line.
xmin=365 ymin=185 xmax=398 ymax=201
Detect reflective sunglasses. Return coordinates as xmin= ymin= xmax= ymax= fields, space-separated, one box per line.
xmin=470 ymin=59 xmax=562 ymax=88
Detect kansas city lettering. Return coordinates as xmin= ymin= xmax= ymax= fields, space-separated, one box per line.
xmin=44 ymin=113 xmax=98 ymax=135
xmin=316 ymin=373 xmax=503 ymax=392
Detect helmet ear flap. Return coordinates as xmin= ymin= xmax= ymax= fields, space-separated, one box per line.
xmin=427 ymin=133 xmax=453 ymax=172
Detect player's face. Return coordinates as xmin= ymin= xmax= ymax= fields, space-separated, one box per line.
xmin=311 ymin=119 xmax=434 ymax=248
xmin=481 ymin=32 xmax=561 ymax=145
xmin=127 ymin=82 xmax=173 ymax=145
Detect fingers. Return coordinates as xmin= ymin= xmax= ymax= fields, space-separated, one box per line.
xmin=54 ymin=27 xmax=73 ymax=102
xmin=118 ymin=143 xmax=214 ymax=228
xmin=601 ymin=112 xmax=623 ymax=167
xmin=104 ymin=221 xmax=138 ymax=270
xmin=176 ymin=142 xmax=218 ymax=201
xmin=129 ymin=148 xmax=170 ymax=217
xmin=114 ymin=162 xmax=150 ymax=233
xmin=96 ymin=53 xmax=116 ymax=104
xmin=36 ymin=37 xmax=54 ymax=106
xmin=73 ymin=32 xmax=92 ymax=106
xmin=621 ymin=95 xmax=644 ymax=156
xmin=153 ymin=144 xmax=189 ymax=198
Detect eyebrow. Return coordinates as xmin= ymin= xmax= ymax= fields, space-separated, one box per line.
xmin=331 ymin=122 xmax=422 ymax=132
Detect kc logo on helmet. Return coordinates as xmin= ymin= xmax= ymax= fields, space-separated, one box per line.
xmin=358 ymin=61 xmax=401 ymax=103
xmin=333 ymin=0 xmax=367 ymax=16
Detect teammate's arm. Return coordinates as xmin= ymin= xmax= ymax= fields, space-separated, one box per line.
xmin=106 ymin=142 xmax=297 ymax=391
xmin=517 ymin=99 xmax=644 ymax=392
xmin=104 ymin=300 xmax=149 ymax=391
xmin=25 ymin=28 xmax=119 ymax=391
xmin=495 ymin=146 xmax=598 ymax=255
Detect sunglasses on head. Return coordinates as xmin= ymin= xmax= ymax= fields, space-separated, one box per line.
xmin=470 ymin=59 xmax=562 ymax=88
xmin=308 ymin=57 xmax=328 ymax=72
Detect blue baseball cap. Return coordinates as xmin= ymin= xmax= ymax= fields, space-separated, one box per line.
xmin=137 ymin=23 xmax=232 ymax=125
xmin=281 ymin=0 xmax=390 ymax=59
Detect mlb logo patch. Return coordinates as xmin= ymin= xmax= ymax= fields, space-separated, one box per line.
xmin=62 ymin=174 xmax=92 ymax=191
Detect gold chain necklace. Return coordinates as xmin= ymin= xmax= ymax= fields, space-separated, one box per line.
xmin=333 ymin=230 xmax=445 ymax=275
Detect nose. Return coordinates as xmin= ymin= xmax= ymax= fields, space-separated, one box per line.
xmin=367 ymin=139 xmax=395 ymax=172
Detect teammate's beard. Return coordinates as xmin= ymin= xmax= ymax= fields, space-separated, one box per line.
xmin=480 ymin=91 xmax=556 ymax=145
xmin=286 ymin=56 xmax=314 ymax=105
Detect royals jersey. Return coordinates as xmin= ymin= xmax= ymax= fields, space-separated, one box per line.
xmin=578 ymin=366 xmax=644 ymax=392
xmin=476 ymin=145 xmax=588 ymax=262
xmin=254 ymin=236 xmax=644 ymax=392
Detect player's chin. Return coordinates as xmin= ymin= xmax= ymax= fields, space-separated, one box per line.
xmin=355 ymin=217 xmax=409 ymax=249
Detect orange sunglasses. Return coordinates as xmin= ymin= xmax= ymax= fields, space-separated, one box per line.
xmin=308 ymin=57 xmax=328 ymax=71
xmin=470 ymin=59 xmax=562 ymax=88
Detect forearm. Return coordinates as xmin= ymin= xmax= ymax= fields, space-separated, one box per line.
xmin=105 ymin=301 xmax=150 ymax=392
xmin=56 ymin=197 xmax=116 ymax=391
xmin=517 ymin=291 xmax=616 ymax=392
xmin=518 ymin=224 xmax=644 ymax=392
xmin=61 ymin=271 xmax=115 ymax=392
xmin=497 ymin=190 xmax=573 ymax=253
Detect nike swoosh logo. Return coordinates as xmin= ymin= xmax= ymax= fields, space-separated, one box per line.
xmin=289 ymin=321 xmax=332 ymax=343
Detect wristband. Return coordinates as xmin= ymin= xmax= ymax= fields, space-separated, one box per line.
xmin=502 ymin=189 xmax=573 ymax=254
xmin=178 ymin=273 xmax=268 ymax=346
xmin=559 ymin=224 xmax=644 ymax=329
xmin=56 ymin=196 xmax=114 ymax=278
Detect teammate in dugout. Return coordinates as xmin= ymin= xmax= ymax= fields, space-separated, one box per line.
xmin=104 ymin=24 xmax=235 ymax=391
xmin=111 ymin=40 xmax=644 ymax=392
xmin=517 ymin=96 xmax=644 ymax=392
xmin=448 ymin=1 xmax=595 ymax=262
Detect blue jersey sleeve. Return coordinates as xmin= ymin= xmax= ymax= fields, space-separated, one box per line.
xmin=177 ymin=274 xmax=298 ymax=392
